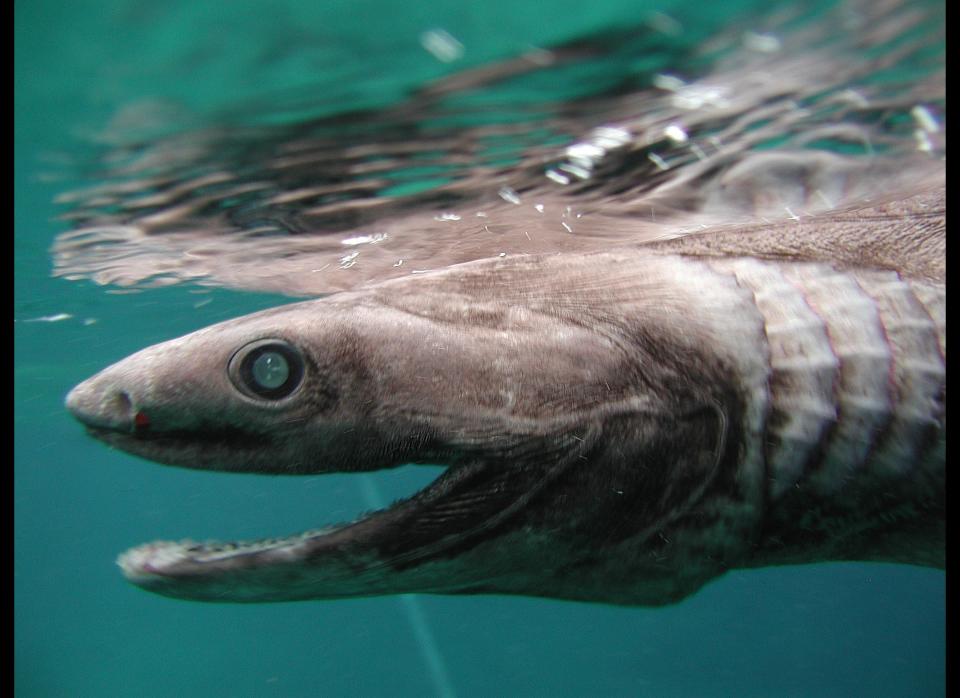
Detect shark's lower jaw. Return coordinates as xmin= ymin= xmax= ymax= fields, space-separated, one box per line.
xmin=115 ymin=457 xmax=530 ymax=602
xmin=117 ymin=528 xmax=347 ymax=602
xmin=115 ymin=464 xmax=434 ymax=601
xmin=118 ymin=506 xmax=420 ymax=602
xmin=119 ymin=525 xmax=345 ymax=579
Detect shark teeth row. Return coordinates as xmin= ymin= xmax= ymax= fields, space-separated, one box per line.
xmin=118 ymin=526 xmax=345 ymax=571
xmin=182 ymin=527 xmax=342 ymax=557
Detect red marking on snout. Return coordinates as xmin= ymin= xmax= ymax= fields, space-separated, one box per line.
xmin=134 ymin=411 xmax=151 ymax=431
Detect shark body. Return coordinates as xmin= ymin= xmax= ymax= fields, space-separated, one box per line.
xmin=66 ymin=185 xmax=944 ymax=604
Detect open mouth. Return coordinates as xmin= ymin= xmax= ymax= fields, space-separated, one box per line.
xmin=117 ymin=462 xmax=436 ymax=571
xmin=112 ymin=462 xmax=466 ymax=601
xmin=105 ymin=441 xmax=549 ymax=602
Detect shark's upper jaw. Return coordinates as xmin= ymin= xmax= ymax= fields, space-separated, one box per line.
xmin=82 ymin=422 xmax=272 ymax=466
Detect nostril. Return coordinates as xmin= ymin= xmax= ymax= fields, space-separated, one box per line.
xmin=66 ymin=380 xmax=141 ymax=432
xmin=109 ymin=390 xmax=151 ymax=434
xmin=111 ymin=390 xmax=133 ymax=420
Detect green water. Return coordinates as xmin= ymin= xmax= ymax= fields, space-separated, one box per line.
xmin=15 ymin=1 xmax=945 ymax=696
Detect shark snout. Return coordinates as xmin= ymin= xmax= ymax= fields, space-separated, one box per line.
xmin=65 ymin=375 xmax=138 ymax=432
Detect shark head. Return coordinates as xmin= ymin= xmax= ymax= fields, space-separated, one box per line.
xmin=67 ymin=252 xmax=763 ymax=605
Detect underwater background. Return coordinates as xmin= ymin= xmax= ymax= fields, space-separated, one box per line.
xmin=15 ymin=0 xmax=944 ymax=696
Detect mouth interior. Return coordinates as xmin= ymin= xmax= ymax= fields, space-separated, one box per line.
xmin=116 ymin=465 xmax=449 ymax=580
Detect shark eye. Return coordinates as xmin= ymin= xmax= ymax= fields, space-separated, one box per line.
xmin=229 ymin=339 xmax=305 ymax=400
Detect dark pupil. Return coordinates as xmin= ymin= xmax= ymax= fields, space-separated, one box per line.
xmin=252 ymin=352 xmax=288 ymax=389
xmin=241 ymin=344 xmax=303 ymax=399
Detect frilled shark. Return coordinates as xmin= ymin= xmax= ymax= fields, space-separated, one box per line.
xmin=60 ymin=0 xmax=943 ymax=604
xmin=65 ymin=182 xmax=944 ymax=605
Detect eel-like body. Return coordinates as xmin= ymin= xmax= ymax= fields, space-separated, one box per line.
xmin=65 ymin=184 xmax=944 ymax=605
